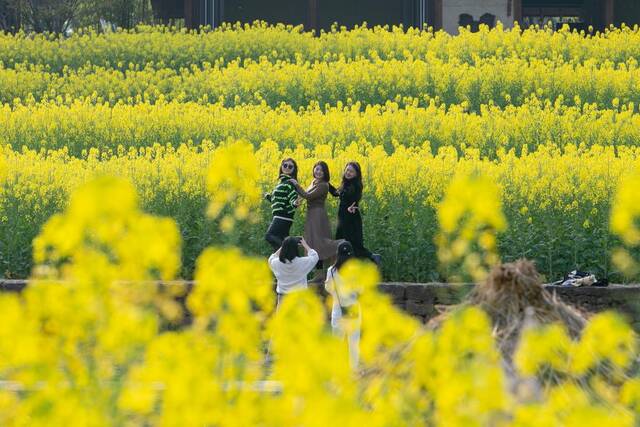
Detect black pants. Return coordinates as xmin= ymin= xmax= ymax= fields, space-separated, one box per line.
xmin=265 ymin=217 xmax=293 ymax=250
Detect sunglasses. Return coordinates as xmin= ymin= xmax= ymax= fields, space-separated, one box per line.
xmin=282 ymin=163 xmax=294 ymax=170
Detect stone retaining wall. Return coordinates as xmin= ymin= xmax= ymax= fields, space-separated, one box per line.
xmin=3 ymin=280 xmax=640 ymax=330
xmin=381 ymin=283 xmax=640 ymax=331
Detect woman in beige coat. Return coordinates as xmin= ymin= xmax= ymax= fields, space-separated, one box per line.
xmin=291 ymin=161 xmax=342 ymax=282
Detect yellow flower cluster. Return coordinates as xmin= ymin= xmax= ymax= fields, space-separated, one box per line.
xmin=2 ymin=55 xmax=640 ymax=109
xmin=2 ymin=99 xmax=640 ymax=156
xmin=206 ymin=140 xmax=261 ymax=231
xmin=1 ymin=23 xmax=640 ymax=283
xmin=513 ymin=312 xmax=638 ymax=426
xmin=33 ymin=176 xmax=181 ymax=281
xmin=610 ymin=166 xmax=640 ymax=276
xmin=1 ymin=141 xmax=638 ymax=281
xmin=436 ymin=174 xmax=506 ymax=282
xmin=0 ymin=178 xmax=183 ymax=425
xmin=1 ymin=177 xmax=637 ymax=425
xmin=1 ymin=23 xmax=640 ymax=72
xmin=2 ymin=22 xmax=640 ymax=425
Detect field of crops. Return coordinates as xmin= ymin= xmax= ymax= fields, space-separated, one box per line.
xmin=2 ymin=172 xmax=636 ymax=425
xmin=2 ymin=23 xmax=640 ymax=425
xmin=2 ymin=24 xmax=640 ymax=282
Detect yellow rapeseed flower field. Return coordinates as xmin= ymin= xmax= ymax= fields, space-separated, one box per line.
xmin=1 ymin=99 xmax=640 ymax=156
xmin=1 ymin=22 xmax=640 ymax=71
xmin=1 ymin=140 xmax=639 ymax=281
xmin=0 ymin=170 xmax=638 ymax=425
xmin=1 ymin=24 xmax=640 ymax=425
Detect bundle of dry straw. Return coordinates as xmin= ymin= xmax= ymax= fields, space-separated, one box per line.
xmin=429 ymin=259 xmax=589 ymax=363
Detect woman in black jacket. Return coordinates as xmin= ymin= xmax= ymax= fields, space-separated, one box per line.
xmin=331 ymin=162 xmax=380 ymax=265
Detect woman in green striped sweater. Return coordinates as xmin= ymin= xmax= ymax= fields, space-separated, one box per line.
xmin=264 ymin=158 xmax=300 ymax=250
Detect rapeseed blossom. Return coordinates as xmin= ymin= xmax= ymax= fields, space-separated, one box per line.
xmin=2 ymin=25 xmax=640 ymax=281
xmin=0 ymin=23 xmax=639 ymax=425
xmin=611 ymin=169 xmax=640 ymax=246
xmin=206 ymin=139 xmax=261 ymax=230
xmin=436 ymin=173 xmax=506 ymax=282
xmin=611 ymin=168 xmax=640 ymax=276
xmin=0 ymin=164 xmax=637 ymax=426
xmin=2 ymin=141 xmax=639 ymax=282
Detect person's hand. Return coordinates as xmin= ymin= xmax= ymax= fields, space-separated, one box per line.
xmin=299 ymin=237 xmax=311 ymax=250
xmin=294 ymin=198 xmax=303 ymax=207
xmin=347 ymin=202 xmax=358 ymax=214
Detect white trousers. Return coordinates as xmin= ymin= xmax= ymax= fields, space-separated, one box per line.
xmin=331 ymin=301 xmax=361 ymax=370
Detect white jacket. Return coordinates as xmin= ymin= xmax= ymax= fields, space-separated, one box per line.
xmin=269 ymin=249 xmax=319 ymax=294
xmin=325 ymin=266 xmax=358 ymax=307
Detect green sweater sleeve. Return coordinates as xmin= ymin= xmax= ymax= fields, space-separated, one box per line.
xmin=287 ymin=183 xmax=298 ymax=208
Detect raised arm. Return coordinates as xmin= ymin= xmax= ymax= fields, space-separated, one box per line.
xmin=299 ymin=238 xmax=319 ymax=273
xmin=293 ymin=181 xmax=328 ymax=201
xmin=328 ymin=183 xmax=340 ymax=198
xmin=299 ymin=238 xmax=312 ymax=254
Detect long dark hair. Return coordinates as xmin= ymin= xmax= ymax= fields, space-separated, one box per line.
xmin=279 ymin=236 xmax=300 ymax=263
xmin=313 ymin=161 xmax=330 ymax=183
xmin=341 ymin=161 xmax=363 ymax=191
xmin=279 ymin=158 xmax=298 ymax=181
xmin=334 ymin=241 xmax=354 ymax=271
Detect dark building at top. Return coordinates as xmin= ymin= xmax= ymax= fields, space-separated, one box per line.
xmin=151 ymin=0 xmax=640 ymax=34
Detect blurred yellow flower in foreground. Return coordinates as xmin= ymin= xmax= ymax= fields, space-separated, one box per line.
xmin=436 ymin=173 xmax=506 ymax=282
xmin=207 ymin=139 xmax=261 ymax=230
